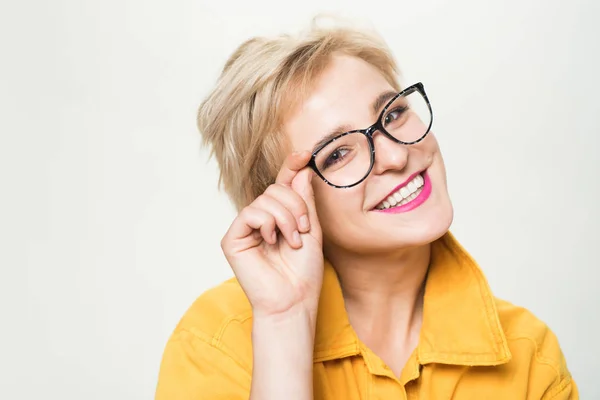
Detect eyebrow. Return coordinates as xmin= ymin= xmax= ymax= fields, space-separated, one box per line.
xmin=372 ymin=90 xmax=398 ymax=115
xmin=310 ymin=90 xmax=398 ymax=154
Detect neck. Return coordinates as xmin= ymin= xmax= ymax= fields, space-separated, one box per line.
xmin=325 ymin=243 xmax=431 ymax=341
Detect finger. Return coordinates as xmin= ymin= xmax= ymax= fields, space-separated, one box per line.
xmin=264 ymin=184 xmax=310 ymax=233
xmin=245 ymin=207 xmax=279 ymax=245
xmin=275 ymin=150 xmax=313 ymax=187
xmin=291 ymin=168 xmax=321 ymax=238
xmin=253 ymin=195 xmax=303 ymax=248
xmin=223 ymin=206 xmax=277 ymax=252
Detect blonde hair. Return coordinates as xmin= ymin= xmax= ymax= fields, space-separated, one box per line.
xmin=197 ymin=17 xmax=401 ymax=211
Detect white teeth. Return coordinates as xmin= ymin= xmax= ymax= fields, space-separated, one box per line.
xmin=376 ymin=173 xmax=426 ymax=210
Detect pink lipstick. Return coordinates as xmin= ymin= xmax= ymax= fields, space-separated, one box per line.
xmin=373 ymin=171 xmax=432 ymax=214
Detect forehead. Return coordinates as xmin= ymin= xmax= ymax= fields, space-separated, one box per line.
xmin=283 ymin=55 xmax=394 ymax=152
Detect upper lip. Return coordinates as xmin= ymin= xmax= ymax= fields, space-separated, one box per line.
xmin=373 ymin=170 xmax=425 ymax=209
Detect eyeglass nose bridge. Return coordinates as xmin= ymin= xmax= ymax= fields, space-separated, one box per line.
xmin=364 ymin=123 xmax=379 ymax=138
xmin=364 ymin=121 xmax=394 ymax=154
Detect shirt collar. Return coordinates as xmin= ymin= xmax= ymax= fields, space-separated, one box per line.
xmin=313 ymin=231 xmax=512 ymax=366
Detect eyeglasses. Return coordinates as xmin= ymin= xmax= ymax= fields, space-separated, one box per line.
xmin=306 ymin=82 xmax=433 ymax=189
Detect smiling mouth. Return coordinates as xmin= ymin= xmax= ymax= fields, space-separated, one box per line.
xmin=375 ymin=173 xmax=425 ymax=210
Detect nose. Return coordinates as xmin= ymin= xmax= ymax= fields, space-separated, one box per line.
xmin=370 ymin=129 xmax=409 ymax=175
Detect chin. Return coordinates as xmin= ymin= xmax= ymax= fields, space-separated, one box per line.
xmin=377 ymin=195 xmax=454 ymax=250
xmin=328 ymin=204 xmax=453 ymax=255
xmin=414 ymin=194 xmax=454 ymax=243
xmin=409 ymin=206 xmax=453 ymax=245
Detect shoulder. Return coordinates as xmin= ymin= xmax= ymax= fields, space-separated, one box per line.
xmin=494 ymin=297 xmax=563 ymax=355
xmin=156 ymin=279 xmax=254 ymax=398
xmin=494 ymin=297 xmax=575 ymax=398
xmin=169 ymin=277 xmax=254 ymax=366
xmin=175 ymin=277 xmax=252 ymax=334
xmin=495 ymin=297 xmax=550 ymax=340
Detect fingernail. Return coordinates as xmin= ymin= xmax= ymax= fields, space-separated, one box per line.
xmin=293 ymin=230 xmax=302 ymax=246
xmin=271 ymin=232 xmax=277 ymax=243
xmin=299 ymin=215 xmax=309 ymax=232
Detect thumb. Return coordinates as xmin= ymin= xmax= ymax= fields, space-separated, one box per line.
xmin=292 ymin=168 xmax=321 ymax=237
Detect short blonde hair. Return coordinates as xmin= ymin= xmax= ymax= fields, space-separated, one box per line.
xmin=197 ymin=18 xmax=401 ymax=211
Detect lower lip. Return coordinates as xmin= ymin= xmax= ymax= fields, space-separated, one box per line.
xmin=373 ymin=171 xmax=432 ymax=214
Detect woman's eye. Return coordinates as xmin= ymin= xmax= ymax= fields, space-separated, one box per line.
xmin=323 ymin=147 xmax=350 ymax=170
xmin=384 ymin=106 xmax=408 ymax=126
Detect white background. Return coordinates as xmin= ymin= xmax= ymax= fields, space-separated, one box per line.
xmin=1 ymin=0 xmax=598 ymax=398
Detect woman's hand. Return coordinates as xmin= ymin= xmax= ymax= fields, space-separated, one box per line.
xmin=221 ymin=151 xmax=324 ymax=322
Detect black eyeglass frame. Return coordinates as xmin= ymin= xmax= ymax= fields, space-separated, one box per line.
xmin=306 ymin=82 xmax=433 ymax=189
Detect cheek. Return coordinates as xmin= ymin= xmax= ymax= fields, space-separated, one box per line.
xmin=428 ymin=134 xmax=447 ymax=168
xmin=420 ymin=133 xmax=449 ymax=191
xmin=419 ymin=133 xmax=445 ymax=169
xmin=421 ymin=131 xmax=440 ymax=153
xmin=313 ymin=183 xmax=363 ymax=230
xmin=313 ymin=184 xmax=339 ymax=222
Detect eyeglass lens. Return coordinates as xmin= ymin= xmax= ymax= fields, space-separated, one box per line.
xmin=314 ymin=90 xmax=431 ymax=187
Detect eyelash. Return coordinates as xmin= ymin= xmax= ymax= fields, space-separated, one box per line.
xmin=322 ymin=147 xmax=350 ymax=170
xmin=384 ymin=105 xmax=408 ymax=125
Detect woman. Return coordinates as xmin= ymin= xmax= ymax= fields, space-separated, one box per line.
xmin=156 ymin=19 xmax=577 ymax=399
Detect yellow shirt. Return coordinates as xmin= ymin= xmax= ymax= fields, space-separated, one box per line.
xmin=156 ymin=232 xmax=577 ymax=399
